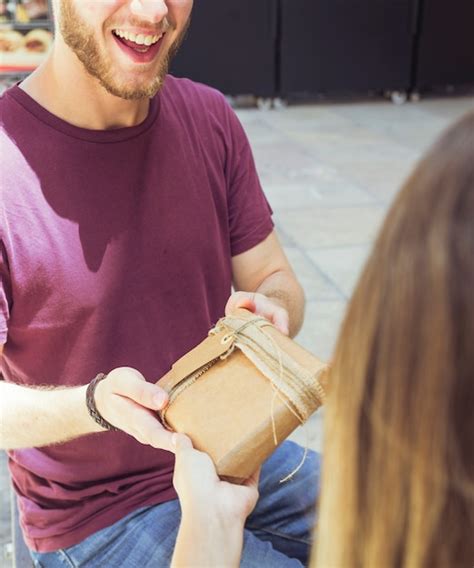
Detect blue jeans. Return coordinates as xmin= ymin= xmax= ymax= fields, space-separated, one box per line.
xmin=30 ymin=441 xmax=320 ymax=567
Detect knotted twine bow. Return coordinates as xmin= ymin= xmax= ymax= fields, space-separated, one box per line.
xmin=209 ymin=314 xmax=328 ymax=482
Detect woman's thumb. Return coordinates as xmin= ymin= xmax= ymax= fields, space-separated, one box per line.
xmin=172 ymin=433 xmax=193 ymax=452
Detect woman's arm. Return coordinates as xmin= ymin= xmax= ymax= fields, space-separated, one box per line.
xmin=171 ymin=434 xmax=259 ymax=568
xmin=172 ymin=511 xmax=245 ymax=568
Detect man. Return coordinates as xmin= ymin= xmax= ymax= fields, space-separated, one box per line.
xmin=0 ymin=1 xmax=318 ymax=566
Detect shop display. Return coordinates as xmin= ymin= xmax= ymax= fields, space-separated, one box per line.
xmin=0 ymin=0 xmax=52 ymax=74
xmin=0 ymin=1 xmax=11 ymax=23
xmin=157 ymin=309 xmax=329 ymax=482
xmin=16 ymin=0 xmax=49 ymax=21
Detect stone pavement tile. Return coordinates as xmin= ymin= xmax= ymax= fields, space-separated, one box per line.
xmin=330 ymin=100 xmax=452 ymax=152
xmin=336 ymin=158 xmax=414 ymax=203
xmin=295 ymin=300 xmax=348 ymax=361
xmin=274 ymin=223 xmax=294 ymax=247
xmin=274 ymin=117 xmax=384 ymax=162
xmin=306 ymin=245 xmax=372 ymax=299
xmin=287 ymin=130 xmax=418 ymax=203
xmin=290 ymin=129 xmax=415 ymax=164
xmin=283 ymin=247 xmax=343 ymax=302
xmin=266 ymin=102 xmax=427 ymax=159
xmin=275 ymin=205 xmax=386 ymax=249
xmin=278 ymin=121 xmax=418 ymax=201
xmin=262 ymin=167 xmax=375 ymax=209
xmin=235 ymin=112 xmax=283 ymax=145
xmin=418 ymin=95 xmax=474 ymax=122
xmin=264 ymin=183 xmax=325 ymax=211
xmin=264 ymin=104 xmax=359 ymax=137
xmin=251 ymin=139 xmax=318 ymax=186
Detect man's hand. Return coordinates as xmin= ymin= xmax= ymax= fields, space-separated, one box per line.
xmin=230 ymin=231 xmax=305 ymax=337
xmin=225 ymin=291 xmax=290 ymax=336
xmin=94 ymin=367 xmax=175 ymax=452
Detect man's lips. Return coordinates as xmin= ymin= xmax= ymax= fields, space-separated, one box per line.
xmin=112 ymin=31 xmax=166 ymax=64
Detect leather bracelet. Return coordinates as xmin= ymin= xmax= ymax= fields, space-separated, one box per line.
xmin=86 ymin=373 xmax=119 ymax=432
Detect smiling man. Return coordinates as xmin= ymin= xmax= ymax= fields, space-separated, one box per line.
xmin=0 ymin=1 xmax=317 ymax=566
xmin=57 ymin=0 xmax=188 ymax=100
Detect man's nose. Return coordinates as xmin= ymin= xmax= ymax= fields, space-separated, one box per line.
xmin=129 ymin=0 xmax=168 ymax=23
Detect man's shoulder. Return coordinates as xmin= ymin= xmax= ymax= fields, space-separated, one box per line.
xmin=0 ymin=84 xmax=21 ymax=111
xmin=161 ymin=75 xmax=230 ymax=116
xmin=0 ymin=85 xmax=28 ymax=145
xmin=0 ymin=95 xmax=32 ymax=194
xmin=0 ymin=123 xmax=21 ymax=168
xmin=1 ymin=88 xmax=24 ymax=155
xmin=0 ymin=86 xmax=15 ymax=123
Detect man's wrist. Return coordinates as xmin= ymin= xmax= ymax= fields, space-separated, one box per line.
xmin=259 ymin=287 xmax=304 ymax=338
xmin=265 ymin=293 xmax=287 ymax=311
xmin=86 ymin=373 xmax=119 ymax=431
xmin=76 ymin=384 xmax=106 ymax=434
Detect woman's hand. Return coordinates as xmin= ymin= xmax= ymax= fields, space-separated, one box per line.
xmin=172 ymin=433 xmax=260 ymax=523
xmin=171 ymin=434 xmax=260 ymax=568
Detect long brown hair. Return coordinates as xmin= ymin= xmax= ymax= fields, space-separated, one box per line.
xmin=314 ymin=110 xmax=474 ymax=567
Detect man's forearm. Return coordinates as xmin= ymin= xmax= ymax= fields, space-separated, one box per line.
xmin=0 ymin=381 xmax=102 ymax=450
xmin=256 ymin=269 xmax=305 ymax=337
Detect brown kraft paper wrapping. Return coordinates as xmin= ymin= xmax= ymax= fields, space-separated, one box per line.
xmin=157 ymin=309 xmax=329 ymax=483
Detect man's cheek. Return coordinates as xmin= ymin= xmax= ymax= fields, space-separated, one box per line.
xmin=81 ymin=0 xmax=119 ymax=18
xmin=169 ymin=0 xmax=193 ymax=19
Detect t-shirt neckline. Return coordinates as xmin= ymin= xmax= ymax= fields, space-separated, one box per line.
xmin=6 ymin=84 xmax=161 ymax=143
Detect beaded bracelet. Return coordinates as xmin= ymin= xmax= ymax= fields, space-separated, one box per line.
xmin=86 ymin=373 xmax=119 ymax=432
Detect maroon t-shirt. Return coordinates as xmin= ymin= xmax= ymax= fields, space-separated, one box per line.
xmin=0 ymin=75 xmax=273 ymax=552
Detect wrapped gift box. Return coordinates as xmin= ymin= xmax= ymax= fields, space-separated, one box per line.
xmin=157 ymin=309 xmax=328 ymax=482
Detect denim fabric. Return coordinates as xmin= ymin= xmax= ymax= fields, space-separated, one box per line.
xmin=30 ymin=441 xmax=319 ymax=567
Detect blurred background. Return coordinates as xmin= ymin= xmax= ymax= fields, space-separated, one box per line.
xmin=2 ymin=1 xmax=474 ymax=100
xmin=1 ymin=1 xmax=474 ymax=565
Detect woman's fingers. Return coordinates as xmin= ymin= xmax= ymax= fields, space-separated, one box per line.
xmin=172 ymin=432 xmax=193 ymax=451
xmin=243 ymin=466 xmax=261 ymax=490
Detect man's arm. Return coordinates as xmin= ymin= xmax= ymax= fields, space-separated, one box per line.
xmin=226 ymin=230 xmax=305 ymax=338
xmin=0 ymin=345 xmax=173 ymax=451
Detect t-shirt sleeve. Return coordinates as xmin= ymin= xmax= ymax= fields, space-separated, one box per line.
xmin=222 ymin=103 xmax=274 ymax=257
xmin=0 ymin=240 xmax=11 ymax=344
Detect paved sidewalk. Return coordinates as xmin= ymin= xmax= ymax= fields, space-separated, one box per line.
xmin=1 ymin=93 xmax=473 ymax=562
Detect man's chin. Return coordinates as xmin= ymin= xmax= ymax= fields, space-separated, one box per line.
xmin=97 ymin=74 xmax=166 ymax=100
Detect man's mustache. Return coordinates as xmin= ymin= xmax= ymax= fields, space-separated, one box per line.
xmin=111 ymin=15 xmax=174 ymax=35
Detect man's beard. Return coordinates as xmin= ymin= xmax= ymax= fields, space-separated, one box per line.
xmin=58 ymin=0 xmax=189 ymax=100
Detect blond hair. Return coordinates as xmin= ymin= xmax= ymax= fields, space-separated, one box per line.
xmin=314 ymin=111 xmax=474 ymax=567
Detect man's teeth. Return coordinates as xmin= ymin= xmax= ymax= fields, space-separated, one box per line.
xmin=113 ymin=30 xmax=162 ymax=46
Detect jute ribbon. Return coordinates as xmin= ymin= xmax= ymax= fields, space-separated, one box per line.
xmin=210 ymin=314 xmax=328 ymax=482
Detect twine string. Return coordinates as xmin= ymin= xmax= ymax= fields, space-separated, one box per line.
xmin=256 ymin=321 xmax=313 ymax=483
xmin=210 ymin=314 xmax=327 ymax=482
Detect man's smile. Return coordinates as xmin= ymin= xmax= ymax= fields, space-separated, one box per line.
xmin=57 ymin=0 xmax=192 ymax=99
xmin=112 ymin=28 xmax=167 ymax=62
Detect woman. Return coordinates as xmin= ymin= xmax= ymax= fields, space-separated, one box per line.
xmin=170 ymin=110 xmax=474 ymax=567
